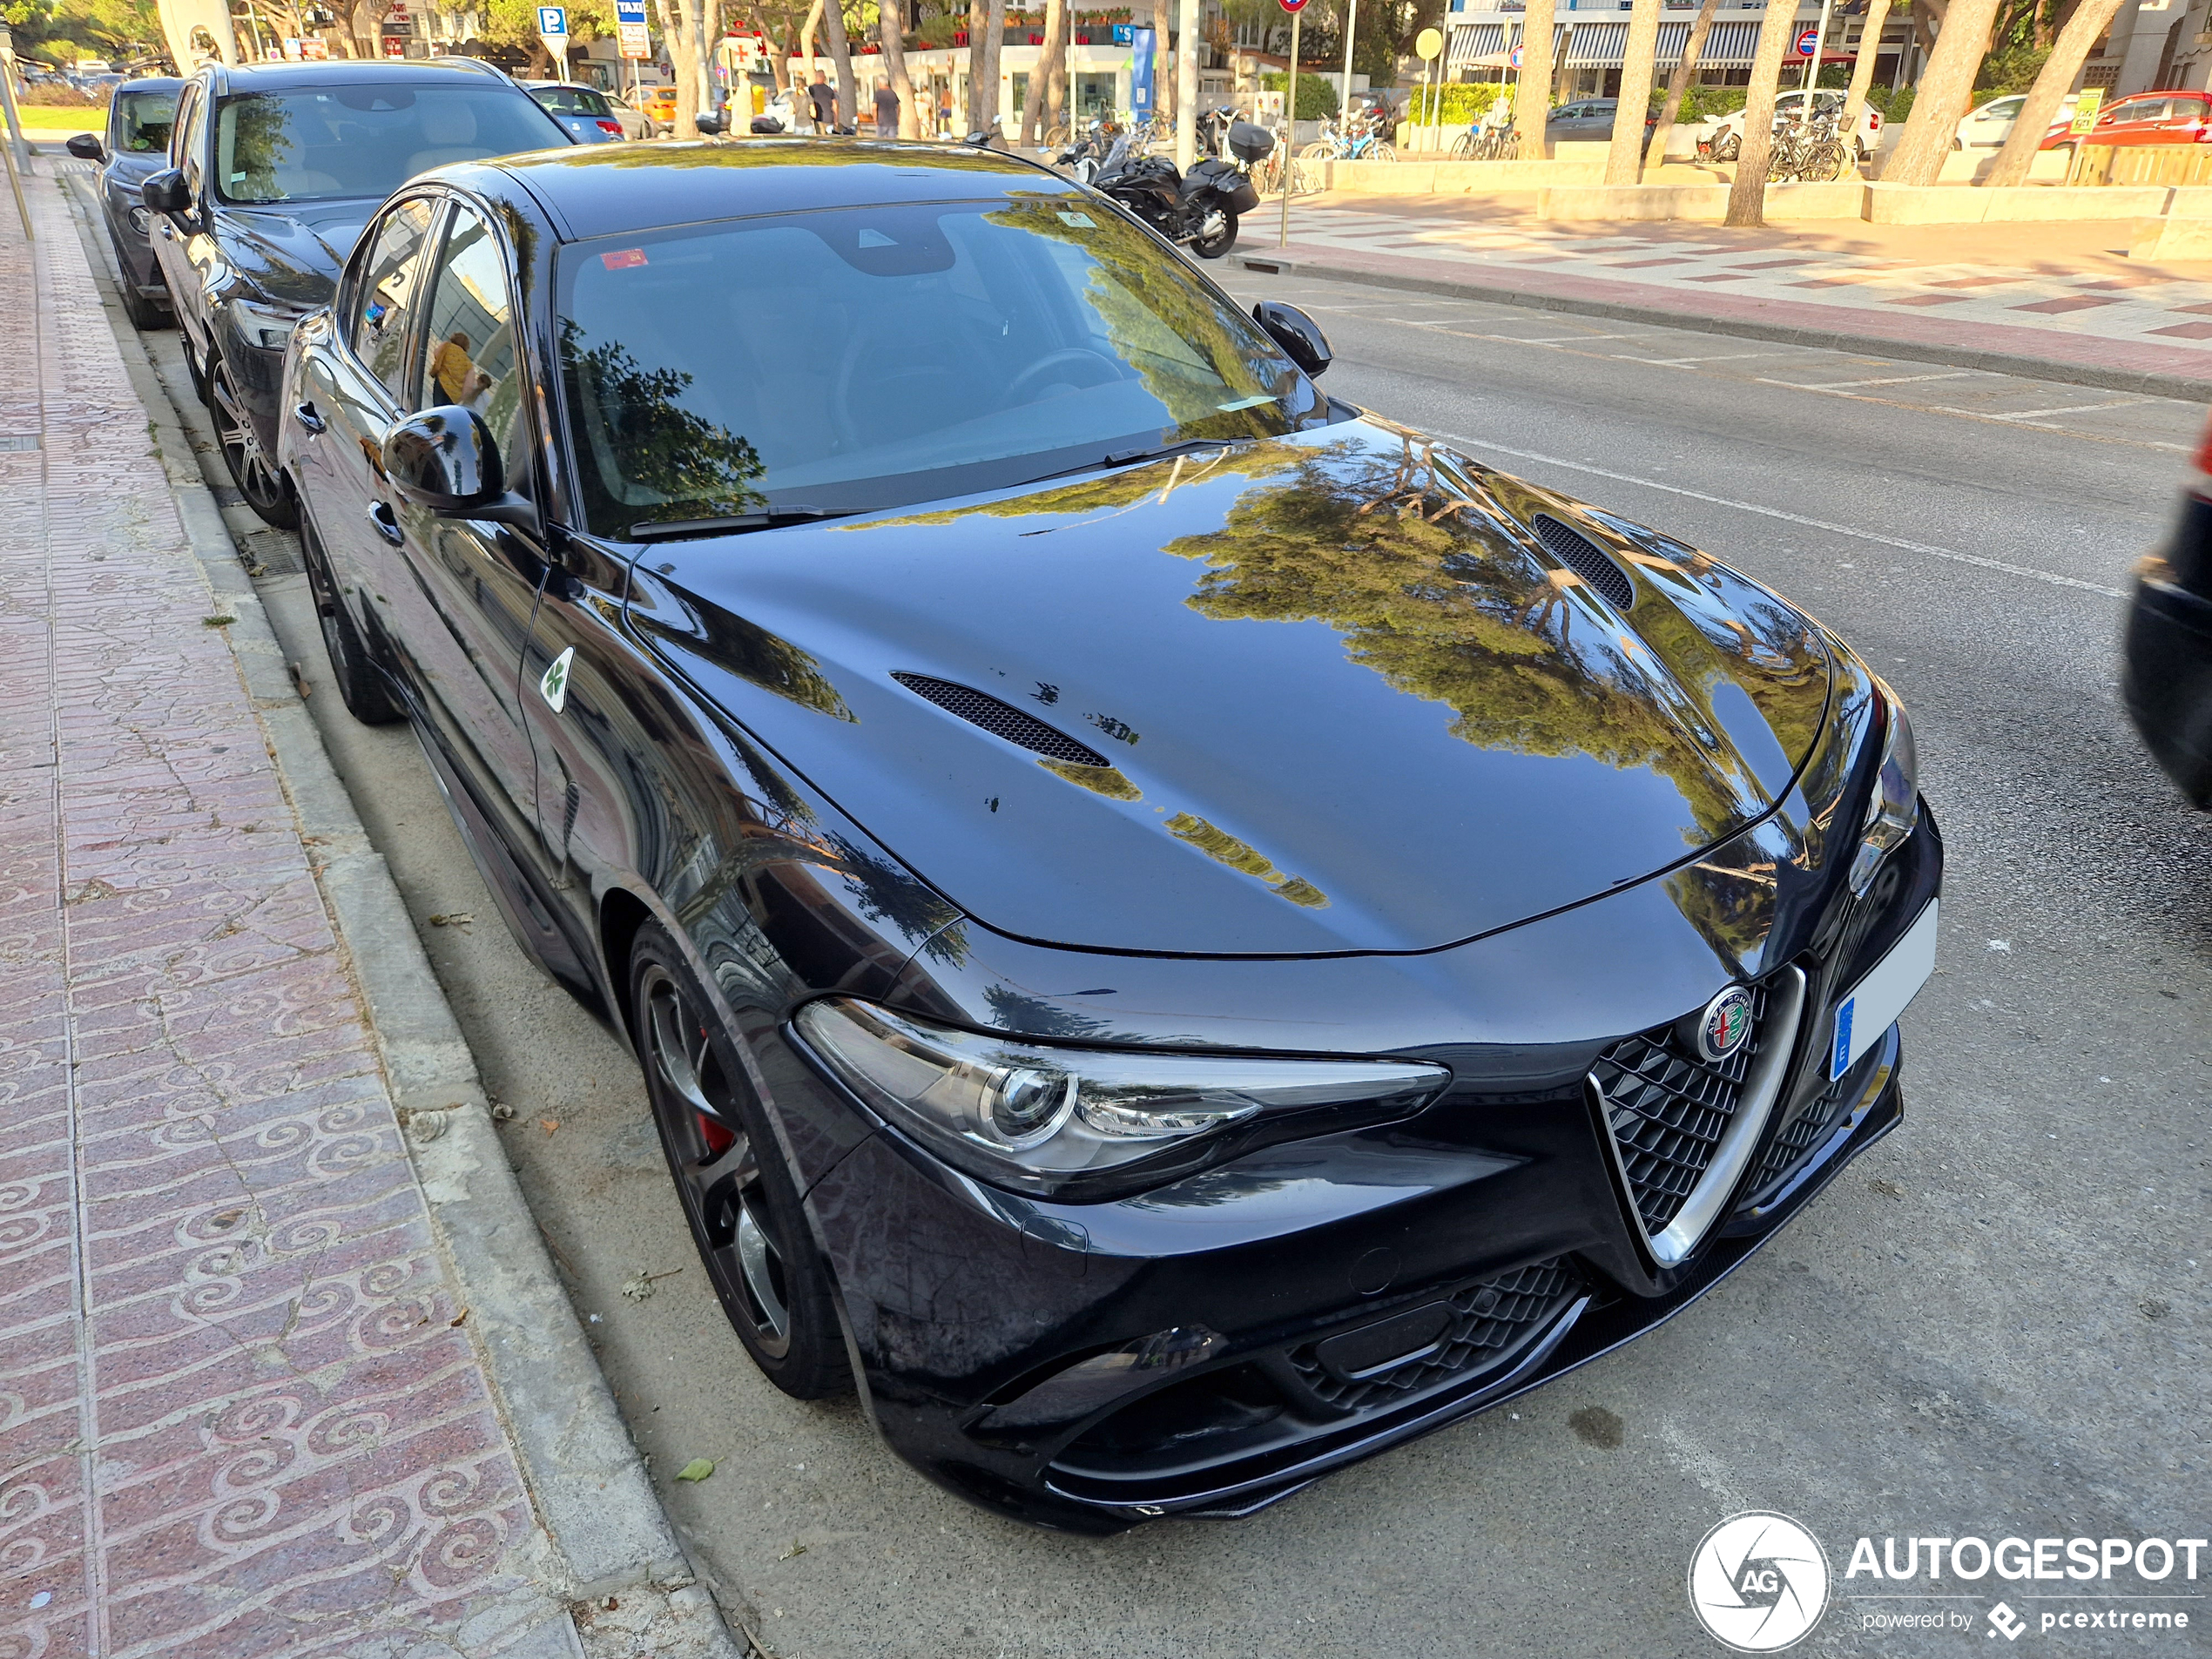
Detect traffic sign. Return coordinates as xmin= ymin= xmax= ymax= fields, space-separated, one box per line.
xmin=1415 ymin=25 xmax=1442 ymax=58
xmin=2070 ymin=87 xmax=2103 ymax=134
xmin=1278 ymin=0 xmax=1306 ymax=12
xmin=537 ymin=5 xmax=567 ymax=36
xmin=1794 ymin=24 xmax=1819 ymax=54
xmin=1510 ymin=44 xmax=1523 ymax=67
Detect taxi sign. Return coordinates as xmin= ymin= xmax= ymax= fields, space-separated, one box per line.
xmin=2070 ymin=88 xmax=2103 ymax=135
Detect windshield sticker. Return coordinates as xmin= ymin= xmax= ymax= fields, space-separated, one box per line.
xmin=1217 ymin=395 xmax=1275 ymax=412
xmin=601 ymin=248 xmax=648 ymax=270
xmin=857 ymin=228 xmax=897 ymax=247
xmin=1056 ymin=211 xmax=1096 ymax=227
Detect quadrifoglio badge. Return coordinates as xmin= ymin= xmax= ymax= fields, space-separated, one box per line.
xmin=1689 ymin=1517 xmax=2207 ymax=1648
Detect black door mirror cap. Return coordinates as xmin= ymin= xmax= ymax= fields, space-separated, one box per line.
xmin=1252 ymin=300 xmax=1332 ymax=379
xmin=141 ymin=168 xmax=192 ymax=214
xmin=382 ymin=404 xmax=506 ymax=512
xmin=66 ymin=132 xmax=106 ymax=162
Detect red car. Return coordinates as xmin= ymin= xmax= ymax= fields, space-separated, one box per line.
xmin=2042 ymin=88 xmax=2212 ymax=150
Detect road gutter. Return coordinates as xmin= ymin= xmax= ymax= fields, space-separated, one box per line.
xmin=53 ymin=166 xmax=745 ymax=1659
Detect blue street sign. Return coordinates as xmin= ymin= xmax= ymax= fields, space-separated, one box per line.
xmin=1794 ymin=24 xmax=1820 ymax=54
xmin=538 ymin=5 xmax=568 ymax=35
xmin=1127 ymin=24 xmax=1155 ymax=117
xmin=1111 ymin=22 xmax=1131 ymax=42
xmin=615 ymin=0 xmax=644 ymax=21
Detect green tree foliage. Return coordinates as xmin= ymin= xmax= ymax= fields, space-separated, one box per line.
xmin=1976 ymin=38 xmax=2050 ymax=90
xmin=1259 ymin=69 xmax=1339 ymax=119
xmin=4 ymin=0 xmax=158 ymax=62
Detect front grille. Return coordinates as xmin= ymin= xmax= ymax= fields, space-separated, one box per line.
xmin=1533 ymin=514 xmax=1635 ymax=610
xmin=889 ymin=672 xmax=1109 ymax=766
xmin=1594 ymin=982 xmax=1771 ymax=1237
xmin=1748 ymin=1073 xmax=1851 ymax=1199
xmin=1286 ymin=1258 xmax=1582 ymax=1416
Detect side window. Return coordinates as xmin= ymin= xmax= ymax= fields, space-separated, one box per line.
xmin=173 ymin=84 xmax=205 ymax=185
xmin=350 ymin=198 xmax=440 ymax=404
xmin=417 ymin=206 xmax=528 ymax=488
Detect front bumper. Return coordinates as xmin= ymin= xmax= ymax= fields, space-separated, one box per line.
xmin=790 ymin=816 xmax=1940 ymax=1533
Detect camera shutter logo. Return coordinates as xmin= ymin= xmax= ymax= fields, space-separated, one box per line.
xmin=1688 ymin=1512 xmax=1831 ymax=1651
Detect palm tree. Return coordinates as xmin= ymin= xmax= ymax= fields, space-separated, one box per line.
xmin=820 ymin=0 xmax=858 ymax=125
xmin=1606 ymin=0 xmax=1665 ymax=183
xmin=1722 ymin=0 xmax=1793 ymax=226
xmin=879 ymin=0 xmax=920 ymax=134
xmin=1878 ymin=0 xmax=2000 ymax=183
xmin=651 ymin=0 xmax=707 ymax=136
xmin=1514 ymin=0 xmax=1557 ymax=156
xmin=1644 ymin=0 xmax=1724 ymax=176
xmin=1982 ymin=0 xmax=2126 ymax=186
xmin=1039 ymin=0 xmax=1069 ymax=140
xmin=1837 ymin=0 xmax=1898 ymax=153
xmin=968 ymin=0 xmax=1006 ymax=133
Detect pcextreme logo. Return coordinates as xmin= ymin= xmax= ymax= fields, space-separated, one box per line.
xmin=1689 ymin=1513 xmax=1831 ymax=1652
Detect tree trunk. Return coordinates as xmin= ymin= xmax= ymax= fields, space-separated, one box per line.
xmin=1150 ymin=0 xmax=1170 ymax=127
xmin=1879 ymin=0 xmax=1999 ymax=182
xmin=1514 ymin=0 xmax=1557 ymax=156
xmin=1838 ymin=0 xmax=1895 ymax=144
xmin=1038 ymin=0 xmax=1067 ymax=138
xmin=880 ymin=0 xmax=919 ymax=134
xmin=821 ymin=0 xmax=856 ymax=125
xmin=1606 ymin=0 xmax=1664 ymax=182
xmin=654 ymin=0 xmax=706 ymax=136
xmin=1722 ymin=0 xmax=1794 ymax=225
xmin=1982 ymin=0 xmax=2121 ymax=184
xmin=966 ymin=0 xmax=1003 ymax=134
xmin=1644 ymin=0 xmax=1723 ymax=174
xmin=797 ymin=0 xmax=822 ymax=125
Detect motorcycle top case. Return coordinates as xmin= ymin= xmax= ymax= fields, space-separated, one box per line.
xmin=1229 ymin=119 xmax=1275 ymax=162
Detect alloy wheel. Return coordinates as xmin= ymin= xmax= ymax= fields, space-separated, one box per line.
xmin=643 ymin=967 xmax=792 ymax=1353
xmin=209 ymin=359 xmax=291 ymax=521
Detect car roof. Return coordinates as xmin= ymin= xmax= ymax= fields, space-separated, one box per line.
xmin=460 ymin=139 xmax=1082 ymax=241
xmin=195 ymin=58 xmax=519 ymax=96
xmin=114 ymin=76 xmax=184 ymax=94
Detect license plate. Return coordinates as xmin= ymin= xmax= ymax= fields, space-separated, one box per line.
xmin=1829 ymin=897 xmax=1939 ymax=1082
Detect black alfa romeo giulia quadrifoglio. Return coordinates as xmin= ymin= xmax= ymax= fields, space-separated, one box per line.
xmin=276 ymin=140 xmax=1940 ymax=1532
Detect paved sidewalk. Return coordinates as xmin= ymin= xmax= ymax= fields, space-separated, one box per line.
xmin=0 ymin=165 xmax=688 ymax=1658
xmin=1244 ymin=195 xmax=2212 ymax=395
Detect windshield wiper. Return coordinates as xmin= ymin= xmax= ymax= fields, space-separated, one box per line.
xmin=1020 ymin=437 xmax=1238 ymax=488
xmin=630 ymin=508 xmax=855 ymax=542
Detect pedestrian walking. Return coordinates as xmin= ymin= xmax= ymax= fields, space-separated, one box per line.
xmin=808 ymin=70 xmax=838 ymax=132
xmin=874 ymin=77 xmax=900 ymax=138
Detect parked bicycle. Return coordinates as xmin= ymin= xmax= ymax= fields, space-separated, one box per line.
xmin=1766 ymin=111 xmax=1851 ymax=183
xmin=1452 ymin=118 xmax=1519 ymax=160
xmin=1301 ymin=112 xmax=1395 ymax=165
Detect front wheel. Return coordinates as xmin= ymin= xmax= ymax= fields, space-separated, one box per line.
xmin=1716 ymin=132 xmax=1741 ymax=162
xmin=1372 ymin=141 xmax=1397 ymax=164
xmin=209 ymin=354 xmax=298 ymax=529
xmin=1189 ymin=207 xmax=1238 ymax=259
xmin=300 ymin=510 xmax=403 ymax=725
xmin=632 ymin=925 xmax=851 ymax=1399
xmin=1299 ymin=140 xmax=1335 ymax=162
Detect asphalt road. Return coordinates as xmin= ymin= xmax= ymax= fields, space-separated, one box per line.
xmin=138 ymin=268 xmax=2209 ymax=1658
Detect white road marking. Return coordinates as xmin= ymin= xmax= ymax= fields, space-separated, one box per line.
xmin=1628 ymin=352 xmax=1796 ymax=366
xmin=1976 ymin=399 xmax=2146 ymax=422
xmin=1784 ymin=371 xmax=1979 ymax=388
xmin=1433 ymin=431 xmax=2126 ymax=599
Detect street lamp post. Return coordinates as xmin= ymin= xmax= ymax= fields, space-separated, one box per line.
xmin=1278 ymin=0 xmax=1303 ymax=248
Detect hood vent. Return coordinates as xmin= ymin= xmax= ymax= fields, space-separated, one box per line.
xmin=1533 ymin=515 xmax=1635 ymax=610
xmin=891 ymin=672 xmax=1110 ymax=767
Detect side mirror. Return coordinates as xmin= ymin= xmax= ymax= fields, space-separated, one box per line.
xmin=66 ymin=132 xmax=106 ymax=162
xmin=383 ymin=406 xmax=502 ymax=511
xmin=141 ymin=169 xmax=192 ymax=215
xmin=1252 ymin=300 xmax=1332 ymax=378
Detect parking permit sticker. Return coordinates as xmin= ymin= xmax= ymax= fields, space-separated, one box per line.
xmin=601 ymin=248 xmax=648 ymax=270
xmin=1057 ymin=211 xmax=1096 ymax=227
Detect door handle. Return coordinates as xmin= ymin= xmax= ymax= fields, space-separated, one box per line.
xmin=367 ymin=501 xmax=405 ymax=546
xmin=294 ymin=401 xmax=326 ymax=434
xmin=157 ymin=219 xmax=174 ymax=239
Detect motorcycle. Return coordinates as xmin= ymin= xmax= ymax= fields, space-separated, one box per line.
xmin=1053 ymin=118 xmax=1272 ymax=260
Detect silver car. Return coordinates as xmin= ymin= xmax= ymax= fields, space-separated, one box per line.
xmin=524 ymin=80 xmax=649 ymax=143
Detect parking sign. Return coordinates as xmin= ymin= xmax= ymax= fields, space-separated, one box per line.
xmin=537 ymin=5 xmax=567 ymax=35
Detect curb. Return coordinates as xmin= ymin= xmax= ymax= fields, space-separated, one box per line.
xmin=1233 ymin=249 xmax=2212 ymax=404
xmin=53 ymin=170 xmax=745 ymax=1658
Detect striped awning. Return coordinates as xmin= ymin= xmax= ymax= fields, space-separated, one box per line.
xmin=1563 ymin=20 xmax=1626 ymax=64
xmin=1447 ymin=18 xmax=1567 ymax=66
xmin=1559 ymin=17 xmax=1739 ymax=66
xmin=1700 ymin=19 xmax=1763 ymax=64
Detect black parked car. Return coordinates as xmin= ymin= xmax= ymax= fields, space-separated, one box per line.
xmin=66 ymin=77 xmax=183 ymax=329
xmin=2123 ymin=415 xmax=2212 ymax=803
xmin=277 ymin=140 xmax=1940 ymax=1534
xmin=140 ymin=58 xmax=571 ymax=529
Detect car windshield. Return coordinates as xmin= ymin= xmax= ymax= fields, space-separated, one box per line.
xmin=534 ymin=84 xmax=610 ymax=115
xmin=115 ymin=89 xmax=178 ymax=153
xmin=555 ymin=195 xmax=1328 ymax=537
xmin=211 ymin=85 xmax=565 ymax=205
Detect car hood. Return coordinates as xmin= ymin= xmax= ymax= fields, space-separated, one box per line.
xmin=219 ymin=200 xmax=374 ymax=310
xmin=630 ymin=420 xmax=1833 ymax=957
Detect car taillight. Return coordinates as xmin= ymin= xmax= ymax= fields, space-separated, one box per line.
xmin=1868 ymin=111 xmax=1881 ymax=129
xmin=597 ymin=118 xmax=622 ymax=134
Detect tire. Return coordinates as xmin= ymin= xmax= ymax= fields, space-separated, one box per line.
xmin=300 ymin=511 xmax=404 ymax=725
xmin=208 ymin=354 xmax=299 ymax=529
xmin=1716 ymin=131 xmax=1741 ymax=162
xmin=1299 ymin=140 xmax=1334 ymax=162
xmin=1372 ymin=141 xmax=1396 ymax=163
xmin=1190 ymin=208 xmax=1238 ymax=259
xmin=1451 ymin=133 xmax=1474 ymax=158
xmin=107 ymin=230 xmax=169 ymax=330
xmin=631 ymin=924 xmax=851 ymax=1399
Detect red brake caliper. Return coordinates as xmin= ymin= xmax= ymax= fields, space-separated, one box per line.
xmin=695 ymin=1023 xmax=736 ymax=1157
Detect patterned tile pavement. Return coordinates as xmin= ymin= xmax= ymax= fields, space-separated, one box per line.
xmin=1 ymin=164 xmax=577 ymax=1657
xmin=1253 ymin=199 xmax=2212 ymax=383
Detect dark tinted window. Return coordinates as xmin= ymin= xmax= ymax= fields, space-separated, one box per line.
xmin=113 ymin=90 xmax=178 ymax=153
xmin=212 ymin=85 xmax=565 ymax=205
xmin=351 ymin=197 xmax=439 ymax=402
xmin=555 ymin=195 xmax=1325 ymax=537
xmin=419 ymin=207 xmax=529 ymax=488
xmin=533 ymin=85 xmax=610 ymax=115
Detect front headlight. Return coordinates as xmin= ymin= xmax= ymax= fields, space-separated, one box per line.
xmin=1849 ymin=678 xmax=1919 ymax=894
xmin=794 ymin=998 xmax=1451 ymax=1199
xmin=231 ymin=293 xmax=305 ymax=351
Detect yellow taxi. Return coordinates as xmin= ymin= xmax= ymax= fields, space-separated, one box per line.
xmin=642 ymin=84 xmax=678 ymax=132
